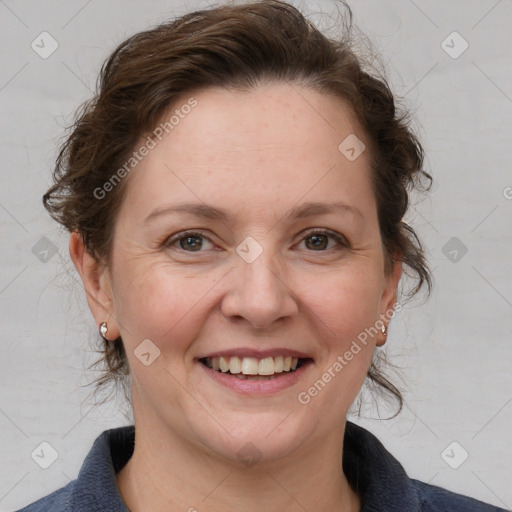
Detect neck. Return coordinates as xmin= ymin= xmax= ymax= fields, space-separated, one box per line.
xmin=116 ymin=418 xmax=360 ymax=512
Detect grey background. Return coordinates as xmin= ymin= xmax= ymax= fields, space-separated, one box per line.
xmin=1 ymin=0 xmax=511 ymax=510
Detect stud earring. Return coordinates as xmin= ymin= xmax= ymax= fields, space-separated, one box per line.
xmin=99 ymin=322 xmax=109 ymax=341
xmin=381 ymin=325 xmax=387 ymax=336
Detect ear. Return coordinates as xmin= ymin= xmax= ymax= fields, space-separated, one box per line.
xmin=69 ymin=231 xmax=121 ymax=340
xmin=376 ymin=258 xmax=402 ymax=347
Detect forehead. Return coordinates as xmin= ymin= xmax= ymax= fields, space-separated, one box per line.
xmin=165 ymin=82 xmax=365 ymax=163
xmin=121 ymin=82 xmax=374 ymax=220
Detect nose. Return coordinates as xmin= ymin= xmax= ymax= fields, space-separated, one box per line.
xmin=221 ymin=250 xmax=299 ymax=330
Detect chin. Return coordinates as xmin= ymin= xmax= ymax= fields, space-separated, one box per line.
xmin=190 ymin=408 xmax=325 ymax=467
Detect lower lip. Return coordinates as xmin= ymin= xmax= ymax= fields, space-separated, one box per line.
xmin=198 ymin=361 xmax=312 ymax=394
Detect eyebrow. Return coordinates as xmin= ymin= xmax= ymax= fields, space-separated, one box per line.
xmin=144 ymin=201 xmax=363 ymax=224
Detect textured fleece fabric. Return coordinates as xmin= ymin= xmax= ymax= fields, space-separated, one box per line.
xmin=17 ymin=421 xmax=509 ymax=511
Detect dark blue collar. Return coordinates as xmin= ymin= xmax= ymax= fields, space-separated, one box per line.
xmin=67 ymin=421 xmax=420 ymax=511
xmin=53 ymin=421 xmax=504 ymax=512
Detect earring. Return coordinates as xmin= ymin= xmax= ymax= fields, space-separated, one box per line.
xmin=99 ymin=322 xmax=109 ymax=341
xmin=381 ymin=325 xmax=387 ymax=336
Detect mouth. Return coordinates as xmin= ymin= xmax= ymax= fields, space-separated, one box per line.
xmin=199 ymin=355 xmax=311 ymax=381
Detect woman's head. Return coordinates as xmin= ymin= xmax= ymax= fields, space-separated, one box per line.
xmin=45 ymin=0 xmax=431 ymax=453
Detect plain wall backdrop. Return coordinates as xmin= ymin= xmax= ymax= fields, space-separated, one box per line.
xmin=1 ymin=0 xmax=511 ymax=510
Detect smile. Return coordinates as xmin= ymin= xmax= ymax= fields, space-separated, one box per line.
xmin=201 ymin=355 xmax=304 ymax=379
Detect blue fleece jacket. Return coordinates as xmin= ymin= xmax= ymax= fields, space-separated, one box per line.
xmin=16 ymin=421 xmax=509 ymax=511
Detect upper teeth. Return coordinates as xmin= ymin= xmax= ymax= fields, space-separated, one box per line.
xmin=206 ymin=356 xmax=299 ymax=375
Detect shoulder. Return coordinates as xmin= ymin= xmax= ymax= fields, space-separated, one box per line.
xmin=14 ymin=478 xmax=107 ymax=512
xmin=412 ymin=479 xmax=509 ymax=512
xmin=15 ymin=482 xmax=74 ymax=511
xmin=343 ymin=422 xmax=508 ymax=512
xmin=15 ymin=426 xmax=134 ymax=511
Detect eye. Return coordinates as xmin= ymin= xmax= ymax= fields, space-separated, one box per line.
xmin=163 ymin=228 xmax=349 ymax=253
xmin=164 ymin=230 xmax=215 ymax=252
xmin=298 ymin=229 xmax=349 ymax=251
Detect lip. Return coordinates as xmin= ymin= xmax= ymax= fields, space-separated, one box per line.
xmin=198 ymin=358 xmax=313 ymax=395
xmin=198 ymin=348 xmax=312 ymax=359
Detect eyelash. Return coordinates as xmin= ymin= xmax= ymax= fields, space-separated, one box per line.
xmin=163 ymin=228 xmax=349 ymax=252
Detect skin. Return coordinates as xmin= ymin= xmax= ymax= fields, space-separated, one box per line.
xmin=70 ymin=82 xmax=401 ymax=512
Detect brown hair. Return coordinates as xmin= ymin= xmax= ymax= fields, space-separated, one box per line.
xmin=44 ymin=0 xmax=432 ymax=415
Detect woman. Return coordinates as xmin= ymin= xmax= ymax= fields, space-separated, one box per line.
xmin=17 ymin=1 xmax=508 ymax=511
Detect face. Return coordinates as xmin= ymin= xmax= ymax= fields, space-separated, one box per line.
xmin=79 ymin=82 xmax=400 ymax=464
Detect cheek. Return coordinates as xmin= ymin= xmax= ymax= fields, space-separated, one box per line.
xmin=302 ymin=264 xmax=383 ymax=342
xmin=293 ymin=269 xmax=382 ymax=418
xmin=112 ymin=260 xmax=199 ymax=343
